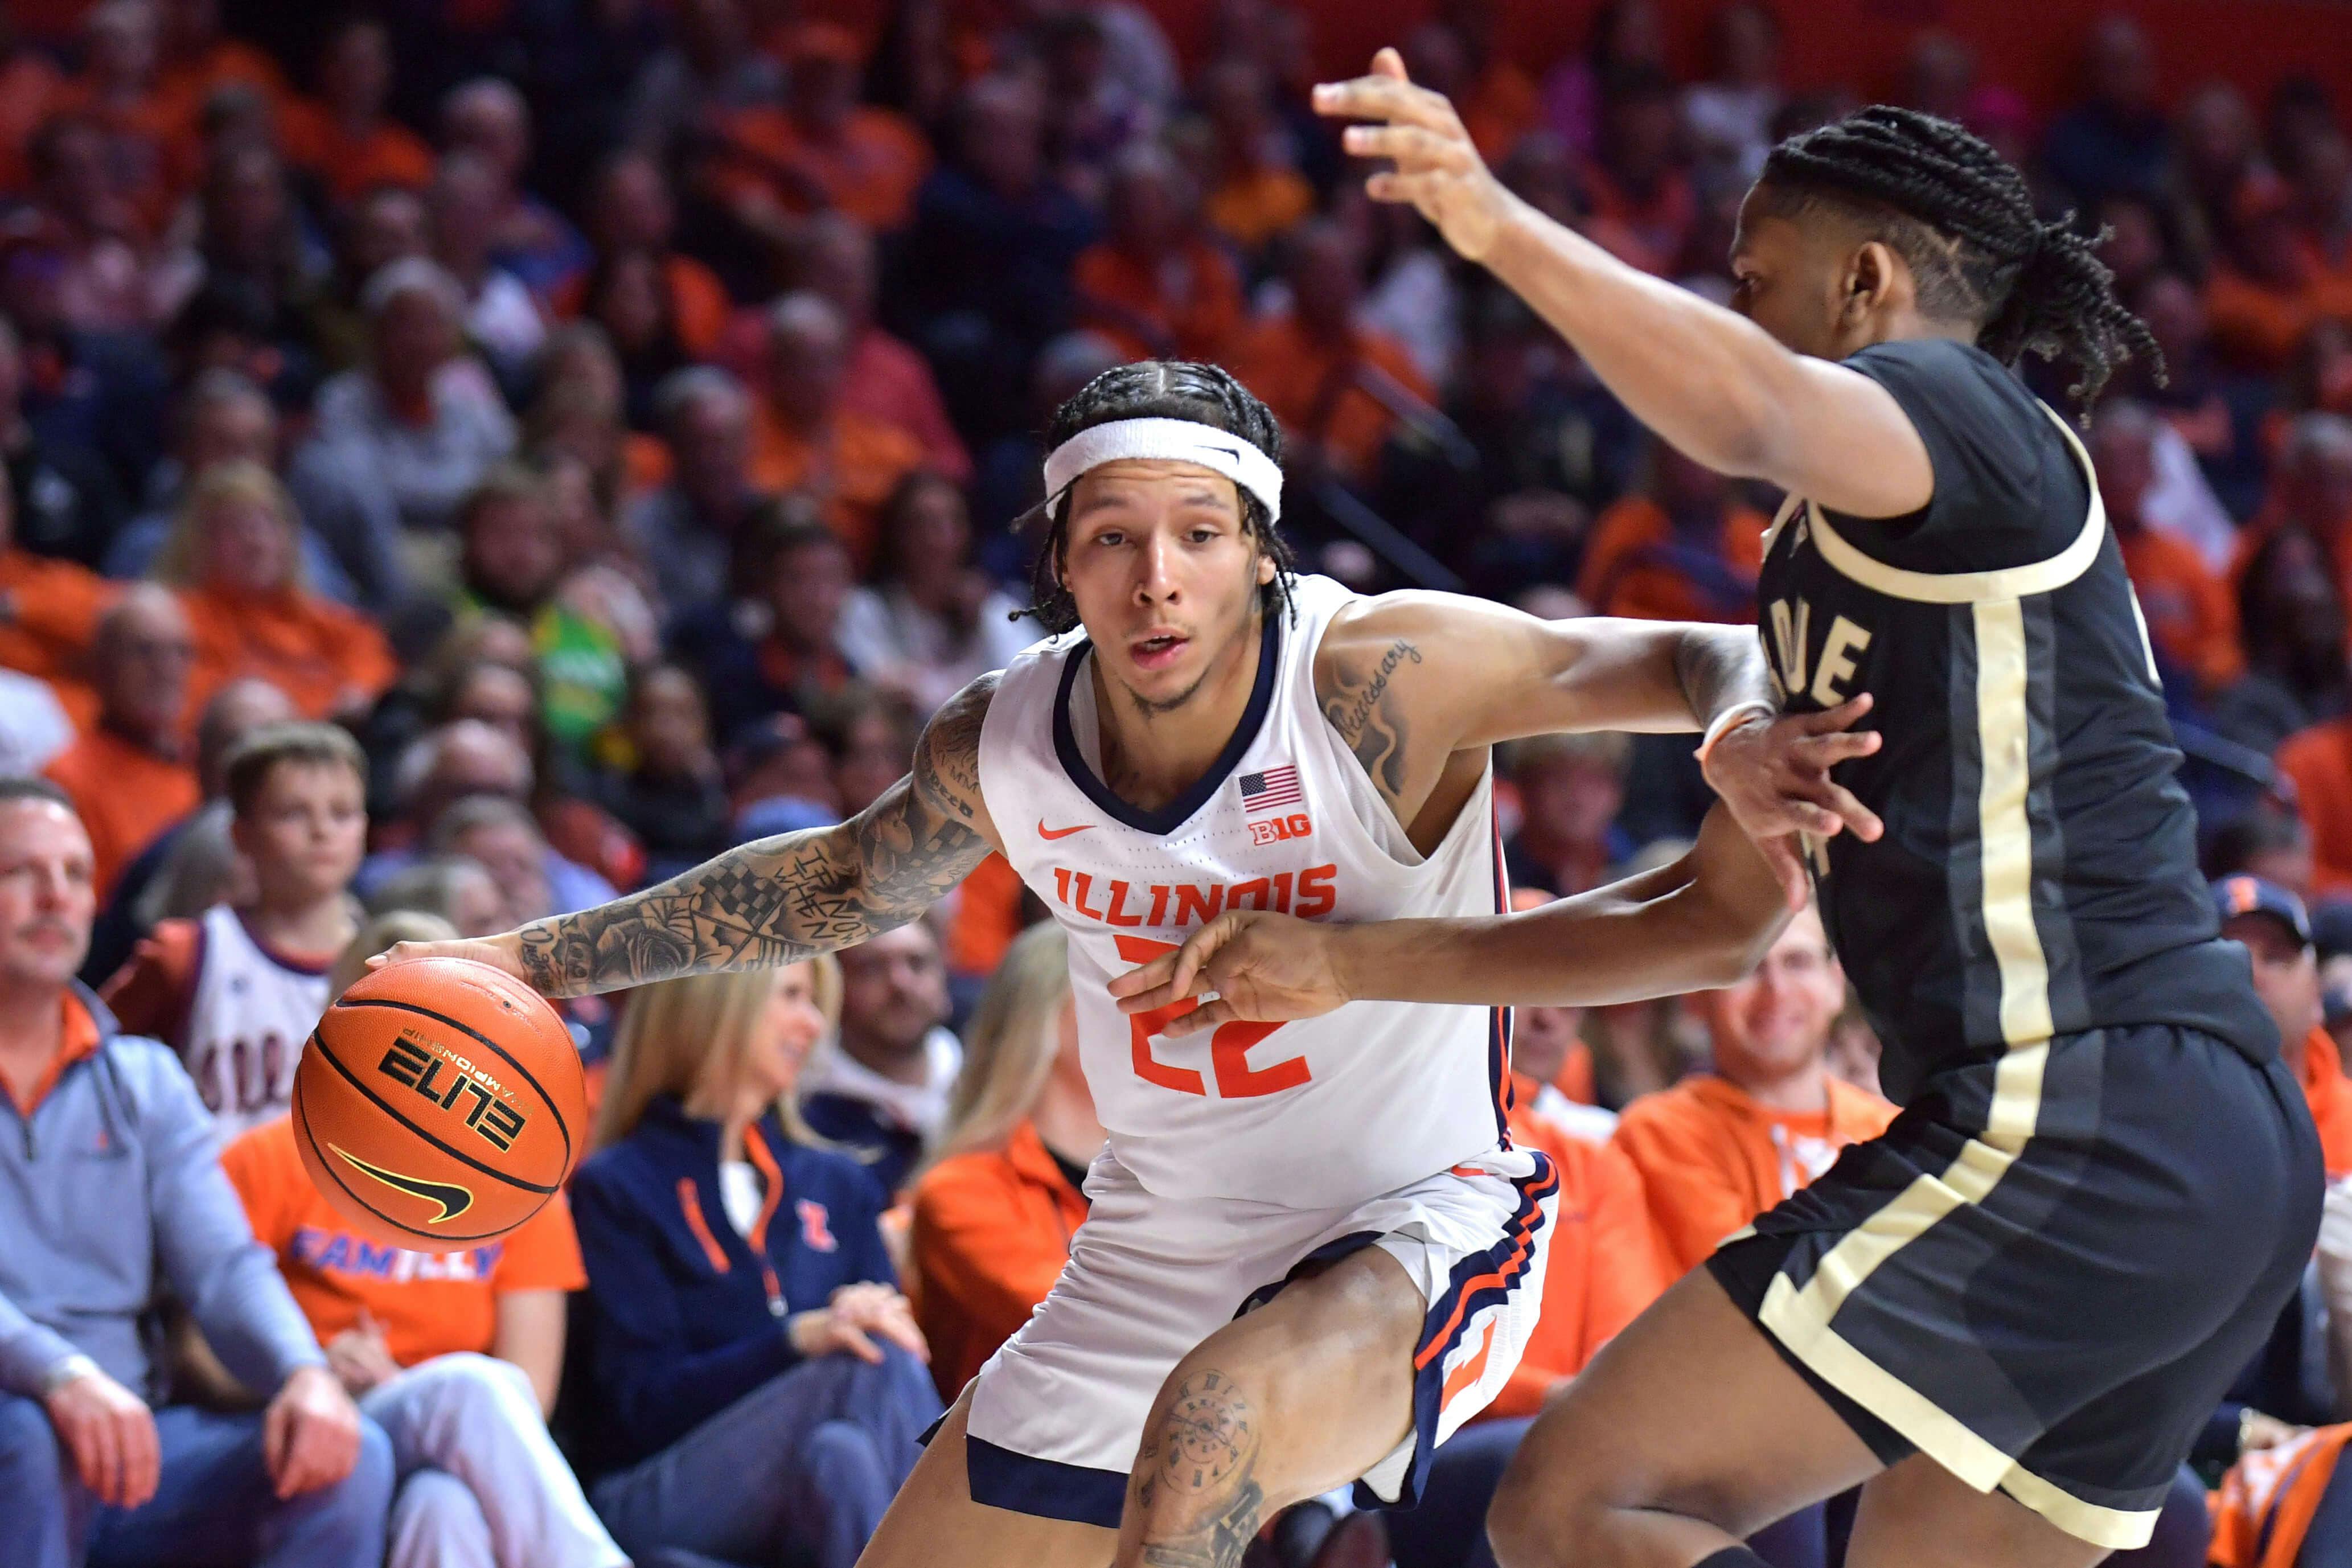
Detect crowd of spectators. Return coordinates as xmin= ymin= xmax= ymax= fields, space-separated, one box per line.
xmin=1 ymin=0 xmax=2351 ymax=1564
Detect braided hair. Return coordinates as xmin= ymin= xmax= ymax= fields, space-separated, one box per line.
xmin=1758 ymin=105 xmax=2161 ymax=408
xmin=1022 ymin=360 xmax=1298 ymax=635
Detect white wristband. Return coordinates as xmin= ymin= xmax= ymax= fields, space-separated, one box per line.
xmin=1695 ymin=701 xmax=1778 ymax=766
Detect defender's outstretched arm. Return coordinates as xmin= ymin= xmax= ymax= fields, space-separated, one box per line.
xmin=1110 ymin=802 xmax=1791 ymax=1034
xmin=373 ymin=676 xmax=1003 ymax=997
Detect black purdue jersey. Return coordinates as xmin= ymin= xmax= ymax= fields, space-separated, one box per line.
xmin=1757 ymin=338 xmax=2275 ymax=1105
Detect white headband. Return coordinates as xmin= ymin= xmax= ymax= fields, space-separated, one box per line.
xmin=1041 ymin=418 xmax=1283 ymax=523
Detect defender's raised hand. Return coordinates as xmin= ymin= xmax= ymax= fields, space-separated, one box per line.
xmin=1109 ymin=910 xmax=1353 ymax=1036
xmin=1314 ymin=48 xmax=1516 ymax=262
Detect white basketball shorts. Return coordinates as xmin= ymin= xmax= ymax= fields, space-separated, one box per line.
xmin=950 ymin=1141 xmax=1559 ymax=1528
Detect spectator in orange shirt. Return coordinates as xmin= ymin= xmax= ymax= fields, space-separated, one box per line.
xmin=710 ymin=23 xmax=931 ymax=238
xmin=153 ymin=0 xmax=287 ymax=127
xmin=280 ymin=18 xmax=433 ymax=203
xmin=0 ymin=453 xmax=116 ymax=725
xmin=222 ymin=915 xmax=627 ymax=1568
xmin=1196 ymin=58 xmax=1315 ymax=257
xmin=1579 ymin=63 xmax=1697 ymax=278
xmin=1225 ymin=219 xmax=1436 ymax=483
xmin=1577 ymin=440 xmax=1766 ymax=623
xmin=551 ymin=152 xmax=729 ymax=360
xmin=748 ymin=292 xmax=927 ymax=569
xmin=43 ymin=584 xmax=201 ymax=898
xmin=2205 ymin=170 xmax=2352 ymax=375
xmin=791 ymin=212 xmax=972 ymax=485
xmin=1073 ymin=141 xmax=1244 ymax=364
xmin=2094 ymin=400 xmax=2243 ymax=693
xmin=154 ymin=459 xmax=397 ymax=721
xmin=909 ymin=923 xmax=1095 ymax=1399
xmin=2214 ymin=875 xmax=2352 ymax=1178
xmin=1611 ymin=902 xmax=1898 ymax=1276
xmin=58 ymin=0 xmax=184 ymax=238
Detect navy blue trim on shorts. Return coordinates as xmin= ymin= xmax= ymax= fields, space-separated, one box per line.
xmin=1234 ymin=1230 xmax=1385 ymax=1318
xmin=1357 ymin=1152 xmax=1559 ymax=1512
xmin=963 ymin=1434 xmax=1130 ymax=1529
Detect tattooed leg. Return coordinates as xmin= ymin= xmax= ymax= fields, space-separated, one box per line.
xmin=1134 ymin=1370 xmax=1266 ymax=1568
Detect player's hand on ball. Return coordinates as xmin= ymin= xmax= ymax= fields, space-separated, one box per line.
xmin=263 ymin=1364 xmax=366 ymax=1499
xmin=1315 ymin=47 xmax=1515 ymax=262
xmin=44 ymin=1364 xmax=160 ymax=1509
xmin=1703 ymin=695 xmax=1884 ymax=910
xmin=1109 ymin=910 xmax=1352 ymax=1035
xmin=365 ymin=931 xmax=531 ymax=988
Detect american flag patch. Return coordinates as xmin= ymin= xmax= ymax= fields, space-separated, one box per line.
xmin=1238 ymin=765 xmax=1303 ymax=814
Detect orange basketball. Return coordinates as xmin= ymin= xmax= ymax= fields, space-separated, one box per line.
xmin=292 ymin=957 xmax=586 ymax=1253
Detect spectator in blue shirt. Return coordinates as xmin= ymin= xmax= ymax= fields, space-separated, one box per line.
xmin=571 ymin=955 xmax=941 ymax=1568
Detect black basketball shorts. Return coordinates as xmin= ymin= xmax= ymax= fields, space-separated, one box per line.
xmin=1710 ymin=1022 xmax=2321 ymax=1549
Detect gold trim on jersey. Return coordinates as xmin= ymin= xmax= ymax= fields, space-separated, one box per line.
xmin=1782 ymin=407 xmax=2108 ymax=605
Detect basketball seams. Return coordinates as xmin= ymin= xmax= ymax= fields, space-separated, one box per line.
xmin=292 ymin=1077 xmax=514 ymax=1246
xmin=305 ymin=1025 xmax=560 ymax=1196
xmin=329 ymin=992 xmax=578 ymax=1172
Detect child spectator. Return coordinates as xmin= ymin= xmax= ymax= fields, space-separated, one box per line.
xmin=1072 ymin=141 xmax=1243 ymax=364
xmin=593 ymin=663 xmax=732 ymax=884
xmin=102 ymin=720 xmax=364 ymax=1136
xmin=801 ymin=920 xmax=960 ymax=1195
xmin=1610 ymin=902 xmax=1898 ymax=1275
xmin=1576 ymin=440 xmax=1768 ymax=623
xmin=674 ymin=504 xmax=864 ymax=746
xmin=153 ymin=461 xmax=398 ymax=720
xmin=571 ymin=960 xmax=941 ymax=1568
xmin=748 ymin=291 xmax=929 ymax=569
xmin=214 ymin=908 xmax=622 ymax=1568
xmin=0 ymin=777 xmax=389 ymax=1568
xmin=909 ymin=924 xmax=1096 ymax=1398
xmin=42 ymin=585 xmax=200 ymax=900
xmin=837 ymin=472 xmax=1035 ymax=715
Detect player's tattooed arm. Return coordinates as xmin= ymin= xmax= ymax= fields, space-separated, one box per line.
xmin=503 ymin=675 xmax=1001 ymax=996
xmin=1318 ymin=634 xmax=1423 ymax=810
xmin=1135 ymin=1369 xmax=1266 ymax=1568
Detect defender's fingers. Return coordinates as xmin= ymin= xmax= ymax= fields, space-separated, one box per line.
xmin=1797 ymin=693 xmax=1874 ymax=733
xmin=1757 ymin=835 xmax=1811 ymax=913
xmin=1364 ymin=170 xmax=1456 ymax=208
xmin=1312 ymin=74 xmax=1458 ymax=134
xmin=1342 ymin=123 xmax=1472 ymax=167
xmin=1814 ymin=781 xmax=1885 ymax=842
xmin=1792 ymin=729 xmax=1882 ymax=766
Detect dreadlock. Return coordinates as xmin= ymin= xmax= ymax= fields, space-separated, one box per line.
xmin=1758 ymin=105 xmax=2161 ymax=408
xmin=1020 ymin=360 xmax=1298 ymax=635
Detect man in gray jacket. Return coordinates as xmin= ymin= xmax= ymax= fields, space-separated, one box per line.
xmin=0 ymin=777 xmax=393 ymax=1568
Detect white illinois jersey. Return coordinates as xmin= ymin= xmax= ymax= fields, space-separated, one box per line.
xmin=977 ymin=573 xmax=1510 ymax=1208
xmin=184 ymin=905 xmax=332 ymax=1139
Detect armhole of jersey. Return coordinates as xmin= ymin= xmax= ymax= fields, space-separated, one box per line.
xmin=1803 ymin=405 xmax=2105 ymax=605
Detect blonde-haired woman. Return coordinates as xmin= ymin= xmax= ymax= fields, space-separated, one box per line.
xmin=154 ymin=460 xmax=397 ymax=720
xmin=568 ymin=958 xmax=942 ymax=1568
xmin=908 ymin=923 xmax=1102 ymax=1400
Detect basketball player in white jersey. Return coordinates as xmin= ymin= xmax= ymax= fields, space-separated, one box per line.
xmin=378 ymin=358 xmax=1879 ymax=1567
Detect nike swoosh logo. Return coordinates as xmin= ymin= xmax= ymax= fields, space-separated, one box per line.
xmin=330 ymin=1143 xmax=475 ymax=1224
xmin=1197 ymin=443 xmax=1242 ymax=461
xmin=1038 ymin=820 xmax=1094 ymax=840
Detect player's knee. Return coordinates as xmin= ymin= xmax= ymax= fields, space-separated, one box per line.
xmin=1486 ymin=1435 xmax=1611 ymax=1568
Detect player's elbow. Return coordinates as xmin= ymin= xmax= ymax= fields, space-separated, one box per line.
xmin=1689 ymin=897 xmax=1788 ymax=990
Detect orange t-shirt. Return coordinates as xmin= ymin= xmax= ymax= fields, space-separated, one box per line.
xmin=278 ymin=104 xmax=436 ymax=202
xmin=155 ymin=39 xmax=292 ymax=129
xmin=1480 ymin=1087 xmax=1670 ymax=1421
xmin=2119 ymin=524 xmax=2243 ymax=692
xmin=1072 ymin=238 xmax=1245 ymax=364
xmin=2204 ymin=265 xmax=2352 ymax=373
xmin=1577 ymin=496 xmax=1767 ymax=624
xmin=2213 ymin=1423 xmax=2352 ymax=1568
xmin=0 ymin=548 xmax=115 ymax=725
xmin=942 ymin=853 xmax=1028 ymax=980
xmin=223 ymin=1114 xmax=586 ymax=1369
xmin=1224 ymin=317 xmax=1435 ymax=482
xmin=909 ymin=1119 xmax=1090 ymax=1399
xmin=1611 ymin=1073 xmax=1899 ymax=1275
xmin=748 ymin=404 xmax=927 ymax=571
xmin=1204 ymin=165 xmax=1315 ymax=255
xmin=1461 ymin=61 xmax=1540 ymax=165
xmin=43 ymin=727 xmax=199 ymax=900
xmin=179 ymin=585 xmax=399 ymax=721
xmin=2277 ymin=719 xmax=2352 ymax=897
xmin=2302 ymin=1027 xmax=2352 ymax=1181
xmin=710 ymin=105 xmax=933 ymax=232
xmin=551 ymin=253 xmax=732 ymax=359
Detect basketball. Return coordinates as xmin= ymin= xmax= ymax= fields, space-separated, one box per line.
xmin=293 ymin=957 xmax=586 ymax=1253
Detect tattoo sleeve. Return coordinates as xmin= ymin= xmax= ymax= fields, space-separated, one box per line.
xmin=1136 ymin=1369 xmax=1266 ymax=1568
xmin=511 ymin=676 xmax=997 ymax=996
xmin=1671 ymin=623 xmax=1778 ymax=728
xmin=1319 ymin=637 xmax=1423 ymax=808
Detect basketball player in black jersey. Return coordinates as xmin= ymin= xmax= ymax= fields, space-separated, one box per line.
xmin=1115 ymin=52 xmax=2322 ymax=1568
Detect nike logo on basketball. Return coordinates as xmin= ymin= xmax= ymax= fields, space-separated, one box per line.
xmin=330 ymin=1143 xmax=475 ymax=1224
xmin=1038 ymin=820 xmax=1094 ymax=840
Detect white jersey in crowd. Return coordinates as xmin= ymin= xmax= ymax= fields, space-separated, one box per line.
xmin=184 ymin=904 xmax=333 ymax=1141
xmin=979 ymin=573 xmax=1511 ymax=1209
